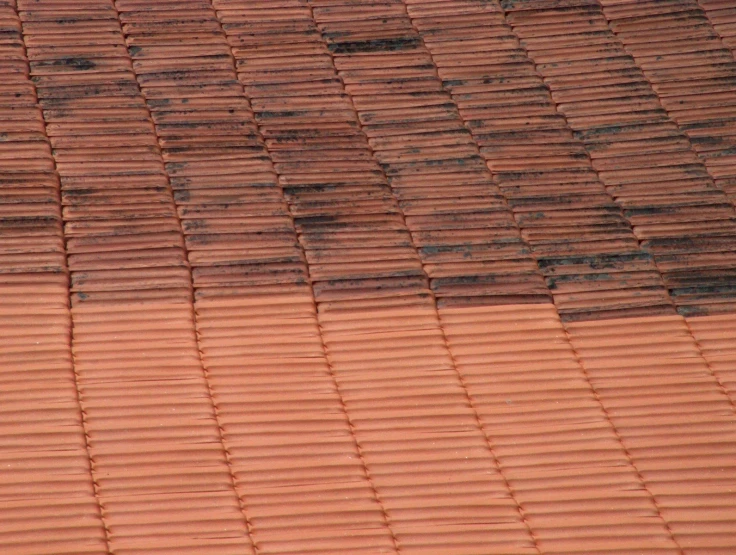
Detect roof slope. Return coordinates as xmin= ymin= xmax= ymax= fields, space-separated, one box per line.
xmin=2 ymin=0 xmax=736 ymax=553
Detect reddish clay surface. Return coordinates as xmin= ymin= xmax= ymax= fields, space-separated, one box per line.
xmin=1 ymin=0 xmax=736 ymax=553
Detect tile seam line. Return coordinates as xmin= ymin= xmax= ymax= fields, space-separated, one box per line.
xmin=204 ymin=2 xmax=400 ymax=551
xmin=498 ymin=0 xmax=736 ymax=415
xmin=596 ymin=0 xmax=736 ymax=209
xmin=305 ymin=3 xmax=541 ymax=552
xmin=696 ymin=0 xmax=736 ymax=63
xmin=13 ymin=3 xmax=113 ymax=552
xmin=108 ymin=1 xmax=260 ymax=550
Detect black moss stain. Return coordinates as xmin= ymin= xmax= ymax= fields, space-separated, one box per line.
xmin=328 ymin=37 xmax=420 ymax=54
xmin=53 ymin=58 xmax=96 ymax=70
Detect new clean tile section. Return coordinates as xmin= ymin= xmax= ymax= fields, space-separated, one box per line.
xmin=439 ymin=304 xmax=680 ymax=554
xmin=502 ymin=0 xmax=736 ymax=317
xmin=686 ymin=312 xmax=736 ymax=403
xmin=566 ymin=315 xmax=736 ymax=553
xmin=0 ymin=3 xmax=107 ymax=553
xmin=16 ymin=0 xmax=254 ymax=552
xmin=195 ymin=293 xmax=396 ymax=554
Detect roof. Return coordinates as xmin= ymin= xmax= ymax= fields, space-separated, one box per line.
xmin=2 ymin=0 xmax=736 ymax=553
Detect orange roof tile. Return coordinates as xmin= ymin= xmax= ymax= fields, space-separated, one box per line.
xmin=1 ymin=0 xmax=736 ymax=553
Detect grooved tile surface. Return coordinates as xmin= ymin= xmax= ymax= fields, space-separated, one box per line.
xmin=2 ymin=0 xmax=736 ymax=553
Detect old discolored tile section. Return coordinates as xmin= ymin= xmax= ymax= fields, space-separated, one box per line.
xmin=397 ymin=0 xmax=673 ymax=322
xmin=599 ymin=0 xmax=736 ymax=206
xmin=212 ymin=0 xmax=540 ymax=552
xmin=0 ymin=2 xmax=107 ymax=553
xmin=113 ymin=0 xmax=398 ymax=551
xmin=16 ymin=0 xmax=256 ymax=552
xmin=502 ymin=0 xmax=736 ymax=318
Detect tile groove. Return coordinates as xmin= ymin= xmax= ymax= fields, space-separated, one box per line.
xmin=311 ymin=310 xmax=402 ymax=554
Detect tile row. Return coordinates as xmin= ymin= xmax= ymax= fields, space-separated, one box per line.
xmin=503 ymin=0 xmax=736 ymax=317
xmin=115 ymin=1 xmax=400 ymax=551
xmin=0 ymin=3 xmax=107 ymax=554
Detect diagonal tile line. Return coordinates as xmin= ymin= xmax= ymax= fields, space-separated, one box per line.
xmin=12 ymin=2 xmax=113 ymax=550
xmin=67 ymin=326 xmax=114 ymax=555
xmin=202 ymin=1 xmax=401 ymax=549
xmin=430 ymin=316 xmax=544 ymax=554
xmin=104 ymin=1 xmax=260 ymax=550
xmin=311 ymin=309 xmax=402 ymax=553
xmin=189 ymin=326 xmax=261 ymax=554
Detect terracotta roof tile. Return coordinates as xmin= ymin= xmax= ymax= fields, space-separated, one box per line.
xmin=1 ymin=0 xmax=736 ymax=552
